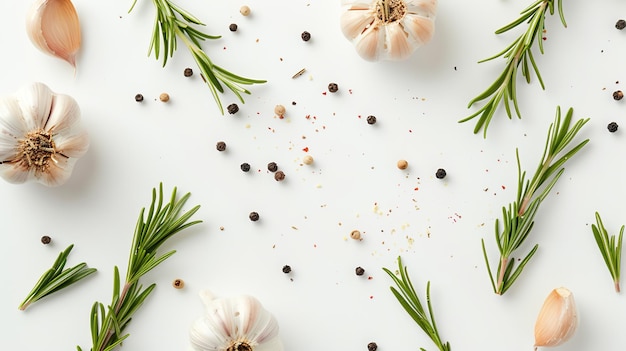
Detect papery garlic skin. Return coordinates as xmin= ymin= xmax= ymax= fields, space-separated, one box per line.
xmin=534 ymin=287 xmax=578 ymax=350
xmin=340 ymin=0 xmax=437 ymax=61
xmin=190 ymin=290 xmax=284 ymax=351
xmin=26 ymin=0 xmax=81 ymax=68
xmin=0 ymin=82 xmax=89 ymax=187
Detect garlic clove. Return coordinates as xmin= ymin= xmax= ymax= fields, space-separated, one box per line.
xmin=385 ymin=22 xmax=413 ymax=61
xmin=403 ymin=13 xmax=435 ymax=47
xmin=0 ymin=163 xmax=31 ymax=184
xmin=354 ymin=26 xmax=384 ymax=61
xmin=26 ymin=0 xmax=81 ymax=68
xmin=340 ymin=6 xmax=374 ymax=40
xmin=406 ymin=0 xmax=438 ymax=17
xmin=534 ymin=287 xmax=578 ymax=350
xmin=54 ymin=131 xmax=89 ymax=158
xmin=15 ymin=82 xmax=53 ymax=132
xmin=0 ymin=99 xmax=28 ymax=159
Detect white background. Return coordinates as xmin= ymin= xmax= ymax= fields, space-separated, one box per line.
xmin=1 ymin=0 xmax=625 ymax=350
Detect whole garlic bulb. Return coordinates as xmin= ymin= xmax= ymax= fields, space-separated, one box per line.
xmin=534 ymin=287 xmax=578 ymax=350
xmin=340 ymin=0 xmax=437 ymax=61
xmin=26 ymin=0 xmax=81 ymax=68
xmin=190 ymin=290 xmax=284 ymax=351
xmin=0 ymin=82 xmax=89 ymax=186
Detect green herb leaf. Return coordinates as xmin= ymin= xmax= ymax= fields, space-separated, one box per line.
xmin=591 ymin=212 xmax=623 ymax=293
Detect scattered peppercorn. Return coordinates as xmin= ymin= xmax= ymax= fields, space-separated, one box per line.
xmin=227 ymin=103 xmax=239 ymax=114
xmin=41 ymin=235 xmax=51 ymax=245
xmin=240 ymin=162 xmax=251 ymax=172
xmin=302 ymin=155 xmax=314 ymax=165
xmin=183 ymin=67 xmax=193 ymax=77
xmin=328 ymin=83 xmax=339 ymax=93
xmin=172 ymin=279 xmax=185 ymax=289
xmin=616 ymin=19 xmax=626 ymax=30
xmin=134 ymin=94 xmax=144 ymax=102
xmin=159 ymin=93 xmax=170 ymax=102
xmin=229 ymin=23 xmax=238 ymax=32
xmin=249 ymin=211 xmax=260 ymax=221
xmin=267 ymin=162 xmax=278 ymax=172
xmin=350 ymin=230 xmax=362 ymax=240
xmin=301 ymin=31 xmax=311 ymax=41
xmin=240 ymin=5 xmax=250 ymax=16
xmin=274 ymin=104 xmax=286 ymax=117
xmin=608 ymin=122 xmax=619 ymax=133
xmin=216 ymin=141 xmax=226 ymax=151
xmin=613 ymin=90 xmax=624 ymax=100
xmin=436 ymin=168 xmax=447 ymax=179
xmin=274 ymin=170 xmax=286 ymax=181
xmin=282 ymin=265 xmax=292 ymax=273
xmin=366 ymin=115 xmax=377 ymax=124
xmin=355 ymin=266 xmax=365 ymax=276
xmin=367 ymin=342 xmax=378 ymax=351
xmin=397 ymin=159 xmax=408 ymax=170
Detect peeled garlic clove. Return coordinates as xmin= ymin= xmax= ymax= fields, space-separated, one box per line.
xmin=534 ymin=287 xmax=578 ymax=350
xmin=26 ymin=0 xmax=81 ymax=68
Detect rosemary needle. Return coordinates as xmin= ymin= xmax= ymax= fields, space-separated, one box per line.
xmin=19 ymin=244 xmax=96 ymax=311
xmin=383 ymin=256 xmax=451 ymax=351
xmin=591 ymin=212 xmax=623 ymax=293
xmin=482 ymin=106 xmax=589 ymax=295
xmin=459 ymin=0 xmax=566 ymax=137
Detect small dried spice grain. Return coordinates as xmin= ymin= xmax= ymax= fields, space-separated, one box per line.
xmin=436 ymin=168 xmax=447 ymax=179
xmin=397 ymin=160 xmax=408 ymax=170
xmin=328 ymin=83 xmax=339 ymax=93
xmin=350 ymin=230 xmax=361 ymax=240
xmin=613 ymin=90 xmax=624 ymax=100
xmin=216 ymin=141 xmax=226 ymax=151
xmin=172 ymin=279 xmax=185 ymax=289
xmin=240 ymin=5 xmax=250 ymax=16
xmin=282 ymin=265 xmax=292 ymax=273
xmin=229 ymin=23 xmax=238 ymax=32
xmin=616 ymin=19 xmax=626 ymax=30
xmin=41 ymin=235 xmax=51 ymax=245
xmin=159 ymin=93 xmax=170 ymax=102
xmin=240 ymin=162 xmax=251 ymax=172
xmin=366 ymin=115 xmax=377 ymax=125
xmin=267 ymin=162 xmax=278 ymax=172
xmin=274 ymin=170 xmax=286 ymax=181
xmin=184 ymin=68 xmax=193 ymax=77
xmin=301 ymin=31 xmax=311 ymax=41
xmin=302 ymin=155 xmax=314 ymax=165
xmin=274 ymin=104 xmax=286 ymax=117
xmin=227 ymin=103 xmax=239 ymax=114
xmin=608 ymin=122 xmax=618 ymax=133
xmin=367 ymin=342 xmax=378 ymax=351
xmin=249 ymin=211 xmax=260 ymax=221
xmin=355 ymin=266 xmax=365 ymax=276
xmin=134 ymin=94 xmax=144 ymax=102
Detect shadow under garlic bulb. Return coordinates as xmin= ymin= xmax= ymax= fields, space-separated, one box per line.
xmin=341 ymin=0 xmax=437 ymax=61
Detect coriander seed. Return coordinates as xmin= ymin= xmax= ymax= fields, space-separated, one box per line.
xmin=240 ymin=5 xmax=250 ymax=16
xmin=608 ymin=122 xmax=619 ymax=133
xmin=366 ymin=115 xmax=377 ymax=125
xmin=249 ymin=211 xmax=260 ymax=221
xmin=267 ymin=162 xmax=278 ymax=172
xmin=613 ymin=90 xmax=624 ymax=100
xmin=274 ymin=104 xmax=286 ymax=117
xmin=302 ymin=155 xmax=314 ymax=165
xmin=159 ymin=93 xmax=170 ymax=102
xmin=41 ymin=235 xmax=51 ymax=245
xmin=172 ymin=279 xmax=185 ymax=289
xmin=397 ymin=159 xmax=408 ymax=170
xmin=350 ymin=230 xmax=361 ymax=240
xmin=355 ymin=266 xmax=365 ymax=276
xmin=229 ymin=23 xmax=238 ymax=32
xmin=227 ymin=103 xmax=239 ymax=114
xmin=282 ymin=265 xmax=292 ymax=273
xmin=134 ymin=93 xmax=144 ymax=102
xmin=367 ymin=342 xmax=378 ymax=351
xmin=616 ymin=19 xmax=626 ymax=30
xmin=240 ymin=162 xmax=251 ymax=172
xmin=301 ymin=31 xmax=311 ymax=41
xmin=183 ymin=68 xmax=193 ymax=77
xmin=216 ymin=141 xmax=226 ymax=151
xmin=435 ymin=168 xmax=447 ymax=179
xmin=328 ymin=83 xmax=339 ymax=93
xmin=274 ymin=170 xmax=286 ymax=181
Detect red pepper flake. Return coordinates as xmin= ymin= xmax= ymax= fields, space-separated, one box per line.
xmin=369 ymin=295 xmax=374 ymax=299
xmin=223 ymin=46 xmax=227 ymax=50
xmin=305 ymin=114 xmax=311 ymax=119
xmin=367 ymin=276 xmax=373 ymax=280
xmin=322 ymin=91 xmax=327 ymax=95
xmin=302 ymin=147 xmax=309 ymax=152
xmin=313 ymin=244 xmax=317 ymax=248
xmin=414 ymin=187 xmax=419 ymax=191
xmin=408 ymin=129 xmax=413 ymax=133
xmin=349 ymin=89 xmax=353 ymax=94
xmin=501 ymin=185 xmax=506 ymax=190
xmin=357 ymin=114 xmax=362 ymax=119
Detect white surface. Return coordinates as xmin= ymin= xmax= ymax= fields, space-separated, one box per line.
xmin=2 ymin=0 xmax=625 ymax=350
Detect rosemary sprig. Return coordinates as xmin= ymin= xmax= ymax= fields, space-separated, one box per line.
xmin=591 ymin=212 xmax=623 ymax=293
xmin=77 ymin=183 xmax=201 ymax=351
xmin=459 ymin=0 xmax=566 ymax=137
xmin=19 ymin=244 xmax=96 ymax=311
xmin=482 ymin=106 xmax=589 ymax=295
xmin=129 ymin=0 xmax=266 ymax=114
xmin=383 ymin=256 xmax=451 ymax=351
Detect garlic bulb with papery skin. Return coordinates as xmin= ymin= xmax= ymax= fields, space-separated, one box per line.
xmin=0 ymin=82 xmax=89 ymax=186
xmin=190 ymin=290 xmax=283 ymax=351
xmin=534 ymin=287 xmax=578 ymax=350
xmin=26 ymin=0 xmax=81 ymax=68
xmin=340 ymin=0 xmax=437 ymax=61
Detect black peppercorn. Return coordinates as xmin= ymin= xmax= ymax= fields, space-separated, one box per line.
xmin=267 ymin=162 xmax=278 ymax=172
xmin=328 ymin=83 xmax=339 ymax=93
xmin=216 ymin=141 xmax=226 ymax=151
xmin=274 ymin=170 xmax=285 ymax=181
xmin=366 ymin=115 xmax=377 ymax=125
xmin=134 ymin=94 xmax=144 ymax=102
xmin=41 ymin=235 xmax=51 ymax=245
xmin=227 ymin=103 xmax=239 ymax=114
xmin=608 ymin=122 xmax=619 ymax=133
xmin=183 ymin=68 xmax=193 ymax=77
xmin=616 ymin=19 xmax=626 ymax=30
xmin=229 ymin=23 xmax=238 ymax=32
xmin=282 ymin=265 xmax=292 ymax=273
xmin=435 ymin=168 xmax=447 ymax=179
xmin=367 ymin=342 xmax=378 ymax=351
xmin=249 ymin=211 xmax=260 ymax=221
xmin=355 ymin=266 xmax=365 ymax=276
xmin=301 ymin=31 xmax=311 ymax=41
xmin=613 ymin=90 xmax=624 ymax=100
xmin=240 ymin=162 xmax=251 ymax=172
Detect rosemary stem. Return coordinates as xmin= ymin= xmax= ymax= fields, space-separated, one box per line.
xmin=519 ymin=155 xmax=554 ymax=216
xmin=496 ymin=256 xmax=509 ymax=294
xmin=616 ymin=281 xmax=621 ymax=293
xmin=97 ymin=282 xmax=132 ymax=351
